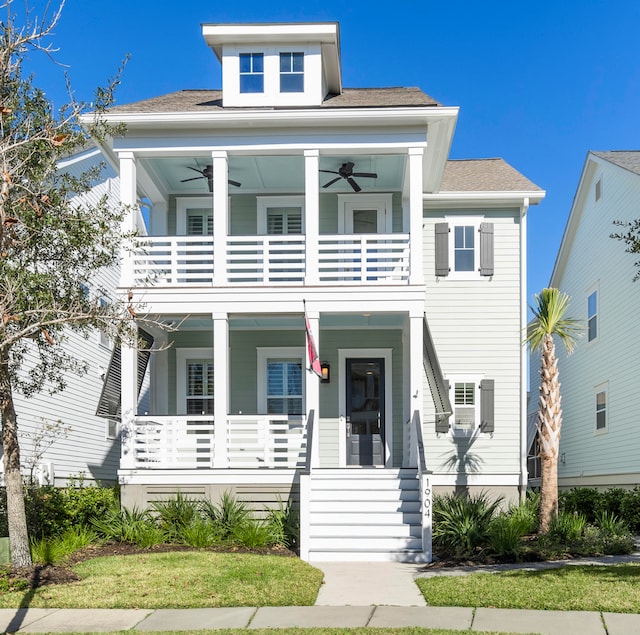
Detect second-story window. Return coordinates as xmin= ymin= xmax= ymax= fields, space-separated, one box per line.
xmin=588 ymin=289 xmax=598 ymax=342
xmin=280 ymin=52 xmax=304 ymax=93
xmin=240 ymin=53 xmax=264 ymax=93
xmin=454 ymin=225 xmax=475 ymax=272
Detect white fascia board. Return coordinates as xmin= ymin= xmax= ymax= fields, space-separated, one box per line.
xmin=423 ymin=190 xmax=546 ymax=207
xmin=85 ymin=106 xmax=459 ymax=131
xmin=202 ymin=23 xmax=339 ymax=47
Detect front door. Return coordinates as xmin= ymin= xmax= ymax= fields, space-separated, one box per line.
xmin=346 ymin=358 xmax=385 ymax=466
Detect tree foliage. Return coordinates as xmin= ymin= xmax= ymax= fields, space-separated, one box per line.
xmin=0 ymin=0 xmax=137 ymax=566
xmin=611 ymin=219 xmax=640 ymax=280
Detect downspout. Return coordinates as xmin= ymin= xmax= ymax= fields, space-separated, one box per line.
xmin=519 ymin=197 xmax=530 ymax=502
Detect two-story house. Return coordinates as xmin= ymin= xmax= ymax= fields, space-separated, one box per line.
xmin=90 ymin=22 xmax=544 ymax=561
xmin=539 ymin=151 xmax=640 ymax=491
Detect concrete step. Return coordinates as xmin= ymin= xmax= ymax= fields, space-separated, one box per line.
xmin=310 ymin=536 xmax=423 ymax=551
xmin=310 ymin=488 xmax=419 ymax=502
xmin=308 ymin=549 xmax=428 ymax=563
xmin=310 ymin=523 xmax=422 ymax=538
xmin=309 ymin=511 xmax=422 ymax=525
xmin=309 ymin=499 xmax=420 ymax=514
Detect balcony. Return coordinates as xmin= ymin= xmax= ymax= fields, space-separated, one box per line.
xmin=130 ymin=233 xmax=410 ymax=287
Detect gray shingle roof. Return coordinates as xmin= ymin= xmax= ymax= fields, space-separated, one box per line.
xmin=107 ymin=87 xmax=441 ymax=114
xmin=440 ymin=158 xmax=543 ymax=192
xmin=592 ymin=151 xmax=640 ymax=176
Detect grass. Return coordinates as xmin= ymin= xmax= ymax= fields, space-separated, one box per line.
xmin=0 ymin=552 xmax=323 ymax=609
xmin=417 ymin=563 xmax=640 ymax=612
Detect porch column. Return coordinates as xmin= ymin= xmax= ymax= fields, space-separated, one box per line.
xmin=212 ymin=151 xmax=229 ymax=286
xmin=118 ymin=151 xmax=137 ymax=288
xmin=405 ymin=311 xmax=423 ymax=467
xmin=304 ymin=150 xmax=320 ymax=285
xmin=408 ymin=148 xmax=424 ymax=285
xmin=305 ymin=309 xmax=320 ymax=467
xmin=120 ymin=340 xmax=138 ymax=469
xmin=213 ymin=312 xmax=229 ymax=467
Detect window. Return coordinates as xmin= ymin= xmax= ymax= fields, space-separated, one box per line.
xmin=257 ymin=347 xmax=305 ymax=415
xmin=257 ymin=196 xmax=305 ymax=235
xmin=445 ymin=377 xmax=494 ymax=436
xmin=187 ymin=209 xmax=213 ymax=236
xmin=595 ymin=177 xmax=602 ymax=202
xmin=186 ymin=359 xmax=214 ymax=415
xmin=106 ymin=420 xmax=118 ymax=440
xmin=280 ymin=52 xmax=304 ymax=93
xmin=588 ymin=289 xmax=598 ymax=342
xmin=98 ymin=297 xmax=111 ymax=349
xmin=595 ymin=383 xmax=608 ymax=433
xmin=435 ymin=219 xmax=494 ymax=278
xmin=267 ymin=358 xmax=303 ymax=414
xmin=239 ymin=53 xmax=264 ymax=93
xmin=338 ymin=194 xmax=392 ymax=234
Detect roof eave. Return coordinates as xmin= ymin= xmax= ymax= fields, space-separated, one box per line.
xmin=423 ymin=190 xmax=545 ymax=208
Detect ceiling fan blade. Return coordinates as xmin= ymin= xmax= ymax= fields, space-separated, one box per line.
xmin=228 ymin=179 xmax=241 ymax=187
xmin=323 ymin=177 xmax=342 ymax=188
xmin=319 ymin=169 xmax=340 ymax=175
xmin=347 ymin=177 xmax=361 ymax=193
xmin=187 ymin=166 xmax=205 ymax=175
xmin=180 ymin=177 xmax=203 ymax=183
xmin=352 ymin=172 xmax=377 ymax=179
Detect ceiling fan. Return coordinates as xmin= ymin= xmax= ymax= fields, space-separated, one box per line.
xmin=320 ymin=161 xmax=377 ymax=193
xmin=181 ymin=165 xmax=241 ymax=192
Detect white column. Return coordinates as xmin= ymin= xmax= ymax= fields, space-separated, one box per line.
xmin=119 ymin=340 xmax=138 ymax=469
xmin=212 ymin=151 xmax=229 ymax=286
xmin=305 ymin=309 xmax=320 ymax=467
xmin=304 ymin=150 xmax=320 ymax=285
xmin=519 ymin=198 xmax=530 ymax=501
xmin=118 ymin=151 xmax=137 ymax=288
xmin=407 ymin=311 xmax=423 ymax=467
xmin=213 ymin=312 xmax=229 ymax=467
xmin=409 ymin=148 xmax=425 ymax=285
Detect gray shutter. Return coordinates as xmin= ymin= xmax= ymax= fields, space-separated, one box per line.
xmin=480 ymin=379 xmax=495 ymax=433
xmin=96 ymin=329 xmax=154 ymax=419
xmin=434 ymin=222 xmax=449 ymax=276
xmin=479 ymin=222 xmax=494 ymax=276
xmin=436 ymin=380 xmax=451 ymax=433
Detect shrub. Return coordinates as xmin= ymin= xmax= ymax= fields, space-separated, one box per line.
xmin=601 ymin=488 xmax=627 ymax=518
xmin=91 ymin=504 xmax=166 ymax=547
xmin=620 ymin=488 xmax=640 ymax=532
xmin=180 ymin=516 xmax=223 ymax=548
xmin=151 ymin=492 xmax=199 ymax=540
xmin=580 ymin=524 xmax=635 ymax=555
xmin=432 ymin=492 xmax=502 ymax=559
xmin=232 ymin=519 xmax=276 ymax=548
xmin=547 ymin=511 xmax=587 ymax=543
xmin=560 ymin=488 xmax=602 ymax=523
xmin=201 ymin=491 xmax=250 ymax=541
xmin=265 ymin=498 xmax=299 ymax=549
xmin=30 ymin=525 xmax=98 ymax=564
xmin=488 ymin=507 xmax=534 ymax=558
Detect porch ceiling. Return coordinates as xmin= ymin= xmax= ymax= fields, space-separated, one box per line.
xmin=141 ymin=154 xmax=406 ymax=197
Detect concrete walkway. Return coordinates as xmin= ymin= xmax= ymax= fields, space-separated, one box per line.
xmin=1 ymin=553 xmax=639 ymax=634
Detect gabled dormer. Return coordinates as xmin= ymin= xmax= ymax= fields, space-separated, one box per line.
xmin=202 ymin=22 xmax=341 ymax=108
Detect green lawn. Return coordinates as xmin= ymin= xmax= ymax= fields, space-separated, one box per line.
xmin=417 ymin=563 xmax=640 ymax=613
xmin=0 ymin=552 xmax=323 ymax=609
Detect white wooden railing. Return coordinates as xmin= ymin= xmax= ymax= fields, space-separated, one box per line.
xmin=410 ymin=409 xmax=432 ymax=562
xmin=130 ymin=233 xmax=410 ymax=286
xmin=131 ymin=415 xmax=307 ymax=469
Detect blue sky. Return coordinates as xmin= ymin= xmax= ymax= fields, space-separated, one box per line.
xmin=26 ymin=0 xmax=640 ymax=301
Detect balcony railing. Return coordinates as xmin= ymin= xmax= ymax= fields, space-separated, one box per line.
xmin=131 ymin=415 xmax=307 ymax=469
xmin=130 ymin=233 xmax=410 ymax=286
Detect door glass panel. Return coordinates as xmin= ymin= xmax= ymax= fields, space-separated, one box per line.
xmin=186 ymin=360 xmax=214 ymax=415
xmin=352 ymin=209 xmax=378 ymax=234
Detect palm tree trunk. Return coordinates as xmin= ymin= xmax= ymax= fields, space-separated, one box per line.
xmin=0 ymin=347 xmax=32 ymax=567
xmin=537 ymin=333 xmax=561 ymax=534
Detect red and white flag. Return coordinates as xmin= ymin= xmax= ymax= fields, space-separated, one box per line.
xmin=304 ymin=302 xmax=322 ymax=378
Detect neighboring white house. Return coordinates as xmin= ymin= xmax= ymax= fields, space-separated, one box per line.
xmin=89 ymin=21 xmax=544 ymax=561
xmin=4 ymin=146 xmax=122 ymax=486
xmin=538 ymin=151 xmax=640 ymax=490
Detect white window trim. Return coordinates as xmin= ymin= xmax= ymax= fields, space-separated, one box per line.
xmin=595 ymin=176 xmax=603 ymax=202
xmin=445 ymin=215 xmax=484 ymax=280
xmin=338 ymin=193 xmax=393 ymax=234
xmin=257 ymin=347 xmax=305 ymax=415
xmin=338 ymin=348 xmax=393 ymax=468
xmin=587 ymin=283 xmax=599 ymax=344
xmin=447 ymin=374 xmax=483 ymax=438
xmin=594 ymin=381 xmax=608 ymax=435
xmin=176 ymin=348 xmax=214 ymax=416
xmin=176 ymin=197 xmax=214 ymax=235
xmin=257 ymin=196 xmax=305 ymax=234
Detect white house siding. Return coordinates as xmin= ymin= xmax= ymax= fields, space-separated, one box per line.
xmin=422 ymin=209 xmax=523 ymax=497
xmin=5 ymin=148 xmax=121 ymax=485
xmin=552 ymin=157 xmax=640 ymax=488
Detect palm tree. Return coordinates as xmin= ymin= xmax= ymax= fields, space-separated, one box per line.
xmin=526 ymin=288 xmax=582 ymax=534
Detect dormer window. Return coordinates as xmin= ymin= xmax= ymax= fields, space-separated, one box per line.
xmin=239 ymin=53 xmax=264 ymax=93
xmin=280 ymin=52 xmax=304 ymax=93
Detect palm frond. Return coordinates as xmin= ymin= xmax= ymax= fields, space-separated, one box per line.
xmin=526 ymin=287 xmax=583 ymax=353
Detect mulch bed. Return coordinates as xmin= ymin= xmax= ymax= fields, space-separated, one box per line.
xmin=3 ymin=541 xmax=297 ymax=591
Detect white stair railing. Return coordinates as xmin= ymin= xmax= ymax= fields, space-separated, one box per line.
xmin=411 ymin=409 xmax=433 ymax=562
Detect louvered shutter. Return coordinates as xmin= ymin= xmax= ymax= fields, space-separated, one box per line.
xmin=435 ymin=222 xmax=449 ymax=276
xmin=479 ymin=222 xmax=494 ymax=276
xmin=480 ymin=379 xmax=495 ymax=433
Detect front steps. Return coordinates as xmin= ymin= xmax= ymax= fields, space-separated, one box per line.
xmin=304 ymin=468 xmax=427 ymax=562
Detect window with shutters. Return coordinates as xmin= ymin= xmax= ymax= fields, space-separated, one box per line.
xmin=257 ymin=196 xmax=304 ymax=235
xmin=595 ymin=383 xmax=608 ymax=434
xmin=446 ymin=375 xmax=494 ymax=436
xmin=435 ymin=217 xmax=494 ymax=279
xmin=257 ymin=347 xmax=305 ymax=415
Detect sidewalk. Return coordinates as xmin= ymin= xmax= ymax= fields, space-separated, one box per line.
xmin=1 ymin=552 xmax=639 ymax=634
